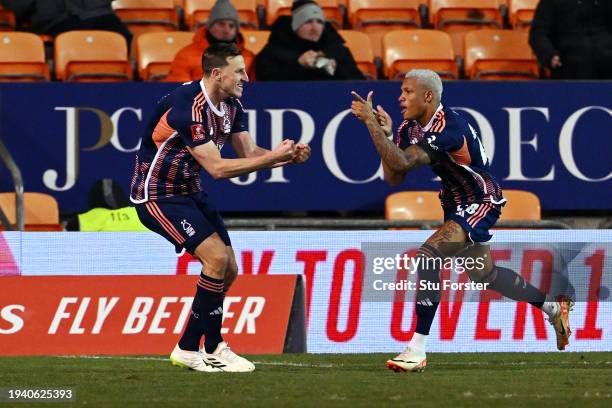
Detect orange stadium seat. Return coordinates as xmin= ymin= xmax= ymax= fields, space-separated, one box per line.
xmin=383 ymin=30 xmax=457 ymax=80
xmin=464 ymin=29 xmax=538 ymax=80
xmin=316 ymin=0 xmax=343 ymax=28
xmin=0 ymin=33 xmax=50 ymax=81
xmin=429 ymin=0 xmax=502 ymax=57
xmin=241 ymin=29 xmax=271 ymax=55
xmin=185 ymin=0 xmax=258 ymax=30
xmin=349 ymin=0 xmax=421 ymax=58
xmin=497 ymin=190 xmax=541 ymax=221
xmin=509 ymin=0 xmax=537 ymax=30
xmin=385 ymin=191 xmax=443 ymax=221
xmin=0 ymin=192 xmax=62 ymax=231
xmin=112 ymin=0 xmax=179 ymax=35
xmin=137 ymin=31 xmax=193 ymax=80
xmin=55 ymin=31 xmax=132 ymax=82
xmin=338 ymin=30 xmax=377 ymax=79
xmin=266 ymin=0 xmax=342 ymax=28
xmin=265 ymin=0 xmax=291 ymax=25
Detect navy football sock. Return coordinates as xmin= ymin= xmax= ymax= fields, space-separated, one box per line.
xmin=178 ymin=285 xmax=206 ymax=351
xmin=415 ymin=244 xmax=442 ymax=336
xmin=487 ymin=265 xmax=546 ymax=308
xmin=197 ymin=273 xmax=225 ymax=354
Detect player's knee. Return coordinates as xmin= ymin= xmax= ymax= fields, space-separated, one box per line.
xmin=207 ymin=250 xmax=229 ymax=273
xmin=226 ymin=259 xmax=238 ymax=279
xmin=195 ymin=248 xmax=229 ymax=278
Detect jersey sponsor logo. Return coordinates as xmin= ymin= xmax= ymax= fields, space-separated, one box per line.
xmin=455 ymin=203 xmax=480 ymax=217
xmin=427 ymin=135 xmax=439 ymax=150
xmin=191 ymin=124 xmax=206 ymax=142
xmin=181 ymin=219 xmax=196 ymax=237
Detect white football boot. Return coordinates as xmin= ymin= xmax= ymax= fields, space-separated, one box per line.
xmin=169 ymin=344 xmax=222 ymax=372
xmin=548 ymin=297 xmax=574 ymax=350
xmin=386 ymin=347 xmax=427 ymax=373
xmin=201 ymin=342 xmax=255 ymax=372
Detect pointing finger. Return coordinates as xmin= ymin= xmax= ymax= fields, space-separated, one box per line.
xmin=351 ymin=91 xmax=365 ymax=103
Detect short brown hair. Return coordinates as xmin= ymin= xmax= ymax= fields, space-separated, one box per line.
xmin=202 ymin=43 xmax=242 ymax=76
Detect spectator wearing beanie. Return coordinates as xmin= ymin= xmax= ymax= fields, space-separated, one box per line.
xmin=255 ymin=0 xmax=364 ymax=81
xmin=166 ymin=0 xmax=255 ymax=82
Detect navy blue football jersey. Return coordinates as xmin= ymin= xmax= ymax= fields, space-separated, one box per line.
xmin=396 ymin=105 xmax=505 ymax=209
xmin=131 ymin=80 xmax=247 ymax=203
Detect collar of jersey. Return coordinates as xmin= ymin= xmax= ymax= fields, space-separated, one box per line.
xmin=200 ymin=79 xmax=226 ymax=117
xmin=422 ymin=103 xmax=444 ymax=132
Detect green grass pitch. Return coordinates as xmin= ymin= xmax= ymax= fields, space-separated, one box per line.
xmin=1 ymin=353 xmax=611 ymax=407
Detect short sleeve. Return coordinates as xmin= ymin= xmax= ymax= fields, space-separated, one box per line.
xmin=167 ymin=105 xmax=211 ymax=148
xmin=230 ymin=99 xmax=248 ymax=134
xmin=395 ymin=121 xmax=412 ymax=150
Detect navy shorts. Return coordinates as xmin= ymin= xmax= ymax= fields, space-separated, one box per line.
xmin=444 ymin=202 xmax=503 ymax=243
xmin=135 ymin=191 xmax=231 ymax=254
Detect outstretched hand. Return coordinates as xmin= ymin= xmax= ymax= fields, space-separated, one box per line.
xmin=350 ymin=91 xmax=375 ymax=123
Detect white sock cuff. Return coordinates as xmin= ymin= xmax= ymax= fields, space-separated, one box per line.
xmin=409 ymin=332 xmax=428 ymax=351
xmin=542 ymin=301 xmax=559 ymax=319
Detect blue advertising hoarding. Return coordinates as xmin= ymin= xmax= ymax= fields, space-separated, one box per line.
xmin=0 ymin=81 xmax=610 ymax=212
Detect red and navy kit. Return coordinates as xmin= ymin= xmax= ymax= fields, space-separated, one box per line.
xmin=130 ymin=80 xmax=246 ymax=253
xmin=396 ymin=104 xmax=506 ymax=242
xmin=130 ymin=80 xmax=246 ymax=203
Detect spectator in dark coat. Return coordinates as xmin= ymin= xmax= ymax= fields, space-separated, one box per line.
xmin=529 ymin=0 xmax=612 ymax=79
xmin=255 ymin=0 xmax=364 ymax=81
xmin=1 ymin=0 xmax=132 ymax=44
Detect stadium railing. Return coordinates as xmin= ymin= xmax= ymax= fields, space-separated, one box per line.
xmin=223 ymin=218 xmax=570 ymax=230
xmin=0 ymin=134 xmax=23 ymax=231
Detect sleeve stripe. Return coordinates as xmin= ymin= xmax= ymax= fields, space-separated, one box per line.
xmin=191 ymin=92 xmax=204 ymax=122
xmin=431 ymin=111 xmax=446 ymax=133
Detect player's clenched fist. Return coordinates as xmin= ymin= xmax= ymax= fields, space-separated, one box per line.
xmin=272 ymin=139 xmax=296 ymax=162
xmin=291 ymin=143 xmax=311 ymax=164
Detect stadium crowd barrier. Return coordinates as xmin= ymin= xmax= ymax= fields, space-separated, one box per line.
xmin=1 ymin=229 xmax=610 ymax=355
xmin=0 ymin=81 xmax=609 ymax=214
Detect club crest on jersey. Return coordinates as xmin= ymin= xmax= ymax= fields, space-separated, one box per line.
xmin=181 ymin=219 xmax=195 ymax=237
xmin=222 ymin=115 xmax=231 ymax=134
xmin=190 ymin=124 xmax=205 ymax=142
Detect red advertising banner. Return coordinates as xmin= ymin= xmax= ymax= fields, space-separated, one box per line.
xmin=0 ymin=275 xmax=298 ymax=355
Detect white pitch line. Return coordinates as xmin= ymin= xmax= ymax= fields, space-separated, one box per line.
xmin=52 ymin=355 xmax=612 ymax=368
xmin=53 ymin=355 xmax=336 ymax=368
xmin=55 ymin=355 xmax=166 ymax=362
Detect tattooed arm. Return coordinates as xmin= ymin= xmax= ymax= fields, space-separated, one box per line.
xmin=351 ymin=91 xmax=430 ymax=186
